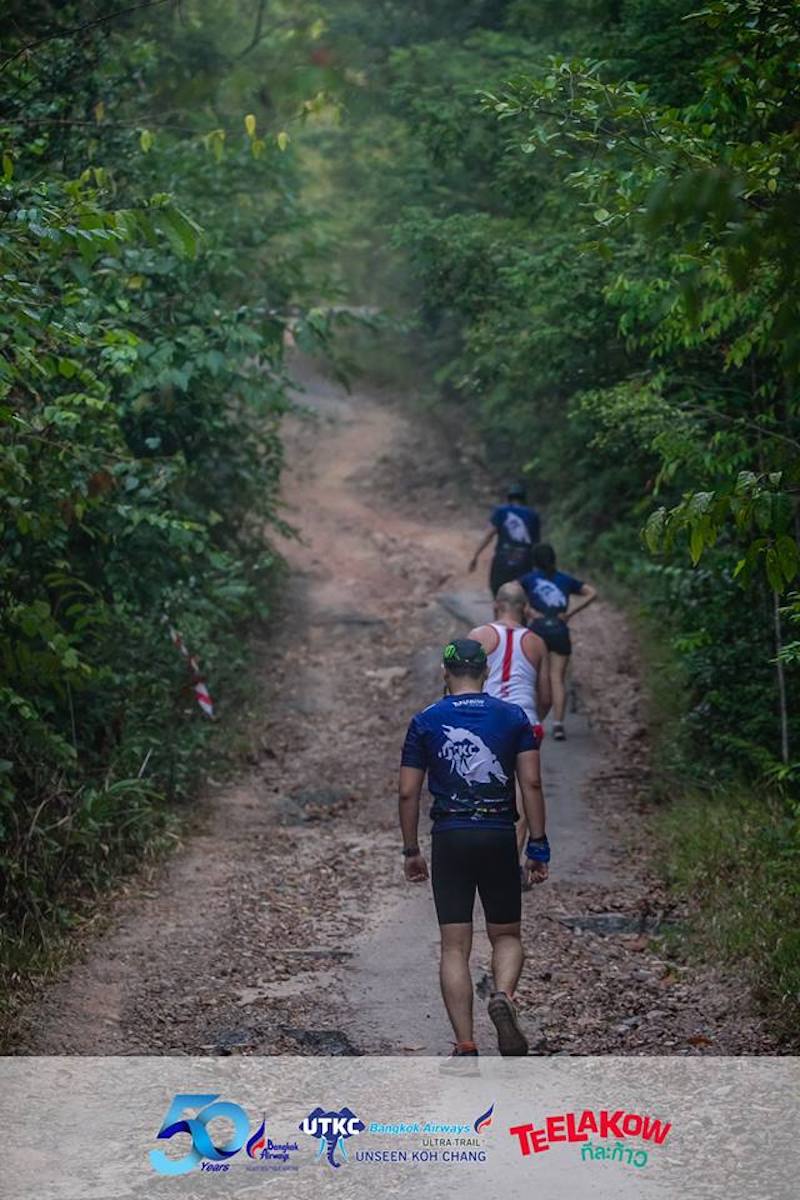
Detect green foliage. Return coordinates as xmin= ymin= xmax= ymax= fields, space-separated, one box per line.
xmin=484 ymin=0 xmax=800 ymax=589
xmin=311 ymin=0 xmax=800 ymax=1021
xmin=658 ymin=784 xmax=800 ymax=1028
xmin=315 ymin=0 xmax=800 ymax=780
xmin=0 ymin=1 xmax=336 ymax=974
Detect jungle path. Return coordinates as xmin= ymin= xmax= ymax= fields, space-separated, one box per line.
xmin=14 ymin=361 xmax=777 ymax=1057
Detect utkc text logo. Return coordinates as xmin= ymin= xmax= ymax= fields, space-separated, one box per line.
xmin=299 ymin=1107 xmax=365 ymax=1168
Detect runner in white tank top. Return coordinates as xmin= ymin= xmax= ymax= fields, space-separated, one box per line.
xmin=468 ymin=582 xmax=551 ymax=733
xmin=469 ymin=582 xmax=552 ymax=877
xmin=485 ymin=621 xmax=539 ymax=724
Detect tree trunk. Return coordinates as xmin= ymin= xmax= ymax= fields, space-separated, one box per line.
xmin=773 ymin=589 xmax=790 ymax=765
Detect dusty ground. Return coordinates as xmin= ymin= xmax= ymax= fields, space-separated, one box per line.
xmin=11 ymin=360 xmax=781 ymax=1057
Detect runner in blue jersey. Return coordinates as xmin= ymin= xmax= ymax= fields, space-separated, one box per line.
xmin=519 ymin=543 xmax=597 ymax=741
xmin=399 ymin=638 xmax=550 ymax=1068
xmin=468 ymin=482 xmax=541 ymax=597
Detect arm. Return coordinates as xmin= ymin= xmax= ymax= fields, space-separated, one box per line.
xmin=521 ymin=629 xmax=551 ymax=720
xmin=399 ymin=765 xmax=428 ymax=881
xmin=523 ymin=598 xmax=542 ymax=623
xmin=536 ymin=644 xmax=552 ymax=720
xmin=565 ymin=582 xmax=597 ymax=622
xmin=516 ymin=749 xmax=548 ymax=884
xmin=468 ymin=525 xmax=496 ymax=573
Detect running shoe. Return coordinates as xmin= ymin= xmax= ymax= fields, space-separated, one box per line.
xmin=439 ymin=1043 xmax=480 ymax=1076
xmin=552 ymin=722 xmax=566 ymax=741
xmin=488 ymin=992 xmax=529 ymax=1056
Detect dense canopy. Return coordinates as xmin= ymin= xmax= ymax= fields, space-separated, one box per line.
xmin=2 ymin=0 xmax=798 ymax=1021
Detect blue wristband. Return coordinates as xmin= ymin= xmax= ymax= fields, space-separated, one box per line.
xmin=526 ymin=836 xmax=550 ymax=863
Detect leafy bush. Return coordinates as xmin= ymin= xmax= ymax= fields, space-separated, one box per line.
xmin=0 ymin=2 xmax=332 ymax=975
xmin=658 ymin=785 xmax=800 ymax=1028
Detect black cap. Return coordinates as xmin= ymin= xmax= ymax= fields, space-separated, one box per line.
xmin=442 ymin=638 xmax=487 ymax=668
xmin=507 ymin=481 xmax=526 ymax=499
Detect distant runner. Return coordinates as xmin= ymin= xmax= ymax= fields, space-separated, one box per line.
xmin=467 ymin=581 xmax=551 ymax=877
xmin=399 ymin=638 xmax=550 ymax=1068
xmin=468 ymin=482 xmax=541 ymax=597
xmin=519 ymin=543 xmax=597 ymax=741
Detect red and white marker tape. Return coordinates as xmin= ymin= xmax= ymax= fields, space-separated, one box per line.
xmin=169 ymin=625 xmax=215 ymax=718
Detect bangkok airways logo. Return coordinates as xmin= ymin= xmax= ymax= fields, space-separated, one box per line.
xmin=474 ymin=1104 xmax=495 ymax=1134
xmin=246 ymin=1118 xmax=267 ymax=1159
xmin=299 ymin=1107 xmax=365 ymax=1168
xmin=439 ymin=727 xmax=508 ymax=786
xmin=245 ymin=1115 xmax=299 ymax=1167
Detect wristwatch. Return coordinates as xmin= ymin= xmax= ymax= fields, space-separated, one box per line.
xmin=402 ymin=846 xmax=421 ymax=857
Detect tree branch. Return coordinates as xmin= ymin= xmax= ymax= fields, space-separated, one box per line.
xmin=0 ymin=0 xmax=175 ymax=75
xmin=2 ymin=115 xmax=214 ymax=134
xmin=236 ymin=0 xmax=268 ymax=60
xmin=681 ymin=403 xmax=800 ymax=453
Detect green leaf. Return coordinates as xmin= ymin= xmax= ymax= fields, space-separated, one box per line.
xmin=754 ymin=493 xmax=774 ymax=533
xmin=775 ymin=535 xmax=800 ymax=585
xmin=689 ymin=523 xmax=705 ymax=566
xmin=765 ymin=548 xmax=783 ymax=594
xmin=153 ymin=207 xmax=203 ymax=259
xmin=643 ymin=507 xmax=666 ymax=553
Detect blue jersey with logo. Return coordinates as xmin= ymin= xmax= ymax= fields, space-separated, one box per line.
xmin=401 ymin=693 xmax=537 ymax=829
xmin=491 ymin=504 xmax=540 ymax=552
xmin=520 ymin=568 xmax=584 ymax=616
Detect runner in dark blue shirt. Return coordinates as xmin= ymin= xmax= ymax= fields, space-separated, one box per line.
xmin=402 ymin=691 xmax=532 ymax=828
xmin=468 ymin=482 xmax=541 ymax=596
xmin=519 ymin=543 xmax=597 ymax=741
xmin=399 ymin=638 xmax=550 ymax=1067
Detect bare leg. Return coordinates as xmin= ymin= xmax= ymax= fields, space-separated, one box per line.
xmin=439 ymin=923 xmax=474 ymax=1044
xmin=486 ymin=921 xmax=528 ymax=1054
xmin=487 ymin=921 xmax=524 ymax=997
xmin=550 ymin=652 xmax=569 ymax=724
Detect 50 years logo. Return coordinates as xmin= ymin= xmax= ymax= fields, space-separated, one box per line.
xmin=148 ymin=1094 xmax=305 ymax=1176
xmin=149 ymin=1093 xmax=251 ymax=1176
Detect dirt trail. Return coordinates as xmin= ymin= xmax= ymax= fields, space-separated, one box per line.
xmin=13 ymin=361 xmax=779 ymax=1057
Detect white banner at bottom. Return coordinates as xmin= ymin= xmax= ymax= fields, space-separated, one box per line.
xmin=2 ymin=1056 xmax=797 ymax=1199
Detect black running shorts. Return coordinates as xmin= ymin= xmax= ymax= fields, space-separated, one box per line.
xmin=490 ymin=548 xmax=533 ymax=596
xmin=431 ymin=826 xmax=521 ymax=926
xmin=530 ymin=615 xmax=572 ymax=657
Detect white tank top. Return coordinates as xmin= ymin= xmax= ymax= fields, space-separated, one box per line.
xmin=485 ymin=622 xmax=539 ymax=725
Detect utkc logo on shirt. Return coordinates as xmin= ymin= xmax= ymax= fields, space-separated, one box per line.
xmin=531 ymin=578 xmax=568 ymax=611
xmin=503 ymin=511 xmax=532 ymax=544
xmin=439 ymin=726 xmax=509 ymax=786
